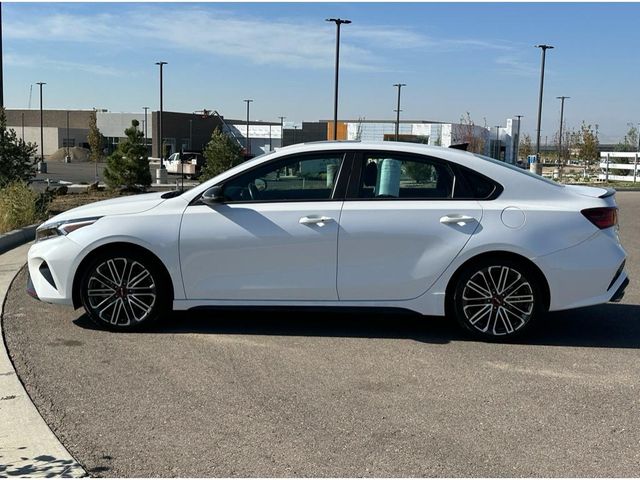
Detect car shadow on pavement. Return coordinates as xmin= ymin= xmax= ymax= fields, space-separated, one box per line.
xmin=73 ymin=303 xmax=640 ymax=349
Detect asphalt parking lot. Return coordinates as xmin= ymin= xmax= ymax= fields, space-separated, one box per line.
xmin=3 ymin=192 xmax=640 ymax=477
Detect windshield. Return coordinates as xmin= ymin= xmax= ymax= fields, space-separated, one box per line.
xmin=472 ymin=153 xmax=562 ymax=187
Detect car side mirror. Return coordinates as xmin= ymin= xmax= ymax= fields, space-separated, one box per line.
xmin=201 ymin=186 xmax=225 ymax=206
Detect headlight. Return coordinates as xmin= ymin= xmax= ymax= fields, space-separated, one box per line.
xmin=35 ymin=217 xmax=102 ymax=243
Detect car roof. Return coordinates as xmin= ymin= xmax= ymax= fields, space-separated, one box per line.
xmin=182 ymin=140 xmax=562 ymax=203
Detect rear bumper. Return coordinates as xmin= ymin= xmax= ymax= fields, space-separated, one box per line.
xmin=610 ymin=276 xmax=629 ymax=303
xmin=537 ymin=230 xmax=627 ymax=311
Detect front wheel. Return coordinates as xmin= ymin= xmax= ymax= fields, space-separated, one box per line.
xmin=451 ymin=259 xmax=544 ymax=340
xmin=80 ymin=252 xmax=169 ymax=331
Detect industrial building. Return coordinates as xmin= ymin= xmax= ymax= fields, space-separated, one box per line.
xmin=6 ymin=108 xmax=522 ymax=164
xmin=282 ymin=118 xmax=522 ymax=164
xmin=5 ymin=109 xmax=282 ymax=160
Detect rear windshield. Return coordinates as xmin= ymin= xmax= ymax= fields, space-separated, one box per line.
xmin=472 ymin=154 xmax=563 ymax=187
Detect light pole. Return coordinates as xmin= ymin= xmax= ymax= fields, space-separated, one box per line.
xmin=244 ymin=99 xmax=253 ymax=155
xmin=326 ymin=18 xmax=351 ymax=140
xmin=494 ymin=126 xmax=501 ymax=160
xmin=189 ymin=119 xmax=193 ymax=150
xmin=142 ymin=106 xmax=149 ymax=152
xmin=155 ymin=61 xmax=167 ymax=172
xmin=515 ymin=115 xmax=523 ymax=164
xmin=556 ymin=96 xmax=570 ymax=166
xmin=0 ymin=4 xmax=4 ymax=108
xmin=278 ymin=116 xmax=285 ymax=147
xmin=66 ymin=110 xmax=70 ymax=159
xmin=36 ymin=82 xmax=46 ymax=170
xmin=21 ymin=112 xmax=24 ymax=141
xmin=393 ymin=83 xmax=406 ymax=141
xmin=533 ymin=44 xmax=554 ymax=174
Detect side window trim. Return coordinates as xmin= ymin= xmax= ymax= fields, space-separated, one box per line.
xmin=190 ymin=151 xmax=353 ymax=206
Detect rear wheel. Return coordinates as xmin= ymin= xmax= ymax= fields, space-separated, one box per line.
xmin=80 ymin=252 xmax=170 ymax=331
xmin=451 ymin=258 xmax=543 ymax=340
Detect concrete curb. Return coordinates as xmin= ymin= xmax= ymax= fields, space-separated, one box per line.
xmin=0 ymin=242 xmax=86 ymax=477
xmin=0 ymin=224 xmax=38 ymax=256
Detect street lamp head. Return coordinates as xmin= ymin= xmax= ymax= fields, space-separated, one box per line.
xmin=36 ymin=82 xmax=46 ymax=86
xmin=534 ymin=44 xmax=554 ymax=50
xmin=155 ymin=61 xmax=168 ymax=66
xmin=326 ymin=18 xmax=351 ymax=25
xmin=556 ymin=96 xmax=571 ymax=100
xmin=393 ymin=83 xmax=407 ymax=87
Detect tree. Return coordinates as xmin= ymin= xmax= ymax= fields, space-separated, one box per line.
xmin=87 ymin=110 xmax=104 ymax=164
xmin=615 ymin=123 xmax=638 ymax=152
xmin=455 ymin=112 xmax=486 ymax=154
xmin=0 ymin=107 xmax=38 ymax=187
xmin=575 ymin=122 xmax=600 ymax=170
xmin=103 ymin=119 xmax=151 ymax=190
xmin=519 ymin=134 xmax=533 ymax=162
xmin=199 ymin=128 xmax=244 ymax=181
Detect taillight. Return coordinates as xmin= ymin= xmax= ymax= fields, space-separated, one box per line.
xmin=581 ymin=207 xmax=618 ymax=229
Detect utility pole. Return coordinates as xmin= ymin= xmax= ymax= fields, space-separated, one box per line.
xmin=36 ymin=82 xmax=46 ymax=171
xmin=533 ymin=44 xmax=554 ymax=174
xmin=326 ymin=18 xmax=351 ymax=140
xmin=244 ymin=99 xmax=253 ymax=155
xmin=556 ymin=96 xmax=570 ymax=166
xmin=515 ymin=115 xmax=523 ymax=164
xmin=393 ymin=83 xmax=406 ymax=141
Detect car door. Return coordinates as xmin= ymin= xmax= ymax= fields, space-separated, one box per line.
xmin=337 ymin=151 xmax=483 ymax=301
xmin=180 ymin=151 xmax=350 ymax=301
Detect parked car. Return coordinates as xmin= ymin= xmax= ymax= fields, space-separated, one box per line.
xmin=165 ymin=151 xmax=205 ymax=178
xmin=27 ymin=141 xmax=628 ymax=339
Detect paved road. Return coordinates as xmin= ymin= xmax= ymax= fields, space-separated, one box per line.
xmin=3 ymin=193 xmax=640 ymax=477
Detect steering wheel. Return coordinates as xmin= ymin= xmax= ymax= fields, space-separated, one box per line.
xmin=248 ymin=182 xmax=260 ymax=200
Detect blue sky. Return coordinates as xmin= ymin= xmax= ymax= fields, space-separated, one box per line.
xmin=4 ymin=2 xmax=640 ymax=142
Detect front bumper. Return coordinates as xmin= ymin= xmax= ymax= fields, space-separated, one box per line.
xmin=26 ymin=272 xmax=39 ymax=300
xmin=27 ymin=235 xmax=84 ymax=305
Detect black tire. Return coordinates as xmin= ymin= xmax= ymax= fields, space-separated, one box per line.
xmin=451 ymin=257 xmax=544 ymax=340
xmin=79 ymin=250 xmax=171 ymax=331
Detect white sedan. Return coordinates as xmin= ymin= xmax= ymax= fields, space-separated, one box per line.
xmin=27 ymin=142 xmax=629 ymax=339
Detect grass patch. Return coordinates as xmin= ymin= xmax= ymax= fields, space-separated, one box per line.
xmin=0 ymin=182 xmax=42 ymax=234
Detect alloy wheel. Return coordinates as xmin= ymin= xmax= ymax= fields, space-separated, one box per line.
xmin=85 ymin=257 xmax=157 ymax=326
xmin=460 ymin=265 xmax=535 ymax=336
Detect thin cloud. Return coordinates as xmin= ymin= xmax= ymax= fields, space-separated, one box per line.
xmin=4 ymin=6 xmax=516 ymax=72
xmin=494 ymin=56 xmax=540 ymax=77
xmin=5 ymin=52 xmax=123 ymax=77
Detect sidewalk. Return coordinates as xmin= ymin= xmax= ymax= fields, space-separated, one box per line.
xmin=0 ymin=243 xmax=85 ymax=477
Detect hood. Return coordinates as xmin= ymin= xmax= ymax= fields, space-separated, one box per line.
xmin=43 ymin=191 xmax=168 ymax=226
xmin=564 ymin=184 xmax=615 ymax=199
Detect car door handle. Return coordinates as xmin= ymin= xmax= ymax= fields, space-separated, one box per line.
xmin=299 ymin=215 xmax=334 ymax=225
xmin=440 ymin=214 xmax=477 ymax=225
